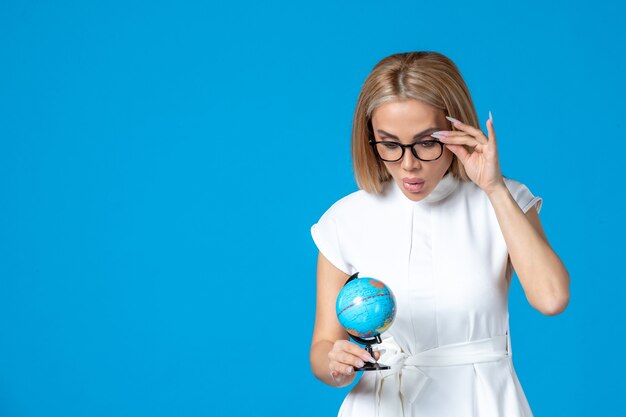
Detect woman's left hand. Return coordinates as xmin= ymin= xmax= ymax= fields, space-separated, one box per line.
xmin=432 ymin=114 xmax=504 ymax=195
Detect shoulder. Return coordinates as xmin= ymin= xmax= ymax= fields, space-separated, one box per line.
xmin=310 ymin=188 xmax=385 ymax=275
xmin=316 ymin=186 xmax=389 ymax=222
xmin=454 ymin=176 xmax=530 ymax=194
xmin=452 ymin=176 xmax=542 ymax=214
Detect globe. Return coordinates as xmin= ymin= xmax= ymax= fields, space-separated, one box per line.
xmin=336 ymin=275 xmax=396 ymax=340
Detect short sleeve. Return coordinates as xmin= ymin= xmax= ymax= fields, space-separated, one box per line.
xmin=310 ymin=209 xmax=352 ymax=275
xmin=503 ymin=177 xmax=543 ymax=214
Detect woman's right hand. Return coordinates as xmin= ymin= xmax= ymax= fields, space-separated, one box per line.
xmin=328 ymin=340 xmax=381 ymax=385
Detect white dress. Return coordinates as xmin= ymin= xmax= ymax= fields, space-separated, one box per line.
xmin=310 ymin=173 xmax=542 ymax=417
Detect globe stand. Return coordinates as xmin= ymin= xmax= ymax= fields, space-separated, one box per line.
xmin=349 ymin=334 xmax=390 ymax=371
xmin=340 ymin=272 xmax=393 ymax=372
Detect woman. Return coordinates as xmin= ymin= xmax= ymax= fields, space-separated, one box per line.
xmin=309 ymin=51 xmax=570 ymax=417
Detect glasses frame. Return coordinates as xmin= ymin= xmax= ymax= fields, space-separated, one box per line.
xmin=368 ymin=136 xmax=445 ymax=162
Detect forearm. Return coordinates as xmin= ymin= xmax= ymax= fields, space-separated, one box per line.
xmin=310 ymin=340 xmax=356 ymax=388
xmin=487 ymin=183 xmax=570 ymax=315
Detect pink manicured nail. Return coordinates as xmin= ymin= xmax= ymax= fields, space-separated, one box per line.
xmin=431 ymin=131 xmax=447 ymax=138
xmin=446 ymin=116 xmax=463 ymax=125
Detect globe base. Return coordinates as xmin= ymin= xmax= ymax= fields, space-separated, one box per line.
xmin=358 ymin=362 xmax=390 ymax=372
xmin=350 ymin=334 xmax=390 ymax=372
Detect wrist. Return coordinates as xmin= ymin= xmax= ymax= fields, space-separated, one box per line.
xmin=485 ymin=179 xmax=507 ymax=198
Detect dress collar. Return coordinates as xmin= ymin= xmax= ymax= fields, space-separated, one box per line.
xmin=387 ymin=172 xmax=460 ymax=205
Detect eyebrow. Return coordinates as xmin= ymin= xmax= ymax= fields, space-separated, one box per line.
xmin=376 ymin=127 xmax=441 ymax=140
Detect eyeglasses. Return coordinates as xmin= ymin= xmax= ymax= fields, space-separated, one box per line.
xmin=368 ymin=135 xmax=445 ymax=162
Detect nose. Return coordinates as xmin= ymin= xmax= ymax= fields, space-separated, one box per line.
xmin=400 ymin=147 xmax=421 ymax=171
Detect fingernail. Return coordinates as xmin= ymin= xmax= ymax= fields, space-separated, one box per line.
xmin=431 ymin=131 xmax=447 ymax=138
xmin=346 ymin=367 xmax=353 ymax=374
xmin=489 ymin=111 xmax=493 ymax=122
xmin=357 ymin=360 xmax=365 ymax=368
xmin=446 ymin=116 xmax=462 ymax=125
xmin=364 ymin=354 xmax=376 ymax=364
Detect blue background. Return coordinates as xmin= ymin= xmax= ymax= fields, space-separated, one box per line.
xmin=1 ymin=1 xmax=624 ymax=416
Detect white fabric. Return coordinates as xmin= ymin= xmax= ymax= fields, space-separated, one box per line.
xmin=311 ymin=173 xmax=541 ymax=417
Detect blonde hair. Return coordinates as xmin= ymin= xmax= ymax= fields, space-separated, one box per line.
xmin=352 ymin=51 xmax=478 ymax=193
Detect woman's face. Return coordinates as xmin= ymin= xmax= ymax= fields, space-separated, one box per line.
xmin=371 ymin=99 xmax=454 ymax=202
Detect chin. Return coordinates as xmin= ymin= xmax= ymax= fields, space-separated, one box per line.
xmin=402 ymin=188 xmax=430 ymax=202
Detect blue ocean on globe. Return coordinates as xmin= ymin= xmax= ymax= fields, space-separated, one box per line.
xmin=336 ymin=277 xmax=396 ymax=339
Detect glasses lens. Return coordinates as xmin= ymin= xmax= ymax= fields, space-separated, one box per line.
xmin=412 ymin=140 xmax=443 ymax=161
xmin=375 ymin=142 xmax=403 ymax=162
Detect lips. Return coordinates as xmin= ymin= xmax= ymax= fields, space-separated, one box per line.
xmin=403 ymin=177 xmax=425 ymax=185
xmin=403 ymin=177 xmax=425 ymax=193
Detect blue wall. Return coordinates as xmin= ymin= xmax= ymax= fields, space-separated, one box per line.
xmin=1 ymin=1 xmax=624 ymax=415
